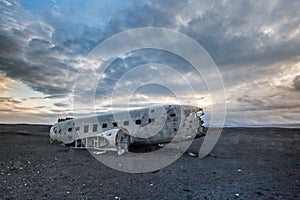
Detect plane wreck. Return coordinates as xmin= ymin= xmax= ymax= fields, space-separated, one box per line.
xmin=49 ymin=105 xmax=206 ymax=155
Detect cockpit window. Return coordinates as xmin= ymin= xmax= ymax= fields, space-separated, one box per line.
xmin=184 ymin=110 xmax=191 ymax=117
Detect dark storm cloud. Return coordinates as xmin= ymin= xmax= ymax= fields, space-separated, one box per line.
xmin=1 ymin=0 xmax=299 ymax=97
xmin=178 ymin=1 xmax=300 ymax=68
xmin=95 ymin=49 xmax=196 ymax=96
xmin=0 ymin=1 xmax=79 ymax=96
xmin=0 ymin=108 xmax=12 ymax=112
xmin=91 ymin=0 xmax=300 ymax=71
xmin=0 ymin=56 xmax=74 ymax=95
xmin=293 ymin=76 xmax=300 ymax=91
xmin=94 ymin=48 xmax=209 ymax=96
xmin=104 ymin=1 xmax=176 ymax=35
xmin=0 ymin=34 xmax=23 ymax=55
xmin=235 ymin=94 xmax=300 ymax=111
xmin=27 ymin=94 xmax=68 ymax=100
xmin=0 ymin=97 xmax=22 ymax=104
xmin=34 ymin=106 xmax=47 ymax=109
xmin=54 ymin=102 xmax=69 ymax=107
xmin=96 ymin=0 xmax=300 ymax=98
xmin=0 ymin=0 xmax=300 ymax=125
xmin=237 ymin=96 xmax=265 ymax=107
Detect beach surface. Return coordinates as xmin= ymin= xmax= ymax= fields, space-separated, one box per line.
xmin=0 ymin=124 xmax=299 ymax=199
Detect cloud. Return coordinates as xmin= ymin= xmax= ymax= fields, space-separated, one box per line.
xmin=2 ymin=0 xmax=299 ymax=97
xmin=0 ymin=34 xmax=23 ymax=56
xmin=0 ymin=97 xmax=22 ymax=104
xmin=0 ymin=96 xmax=35 ymax=115
xmin=236 ymin=95 xmax=300 ymax=111
xmin=0 ymin=1 xmax=78 ymax=96
xmin=0 ymin=95 xmax=74 ymax=124
xmin=44 ymin=94 xmax=69 ymax=99
xmin=53 ymin=102 xmax=69 ymax=107
xmin=177 ymin=1 xmax=300 ymax=69
xmin=0 ymin=72 xmax=15 ymax=94
xmin=0 ymin=0 xmax=299 ymax=126
xmin=293 ymin=75 xmax=300 ymax=91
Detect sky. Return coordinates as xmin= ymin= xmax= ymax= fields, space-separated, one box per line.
xmin=0 ymin=0 xmax=299 ymax=127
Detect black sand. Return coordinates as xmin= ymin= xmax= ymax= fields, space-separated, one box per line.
xmin=0 ymin=125 xmax=299 ymax=199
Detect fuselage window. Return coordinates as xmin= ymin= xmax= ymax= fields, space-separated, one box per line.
xmin=92 ymin=124 xmax=98 ymax=132
xmin=84 ymin=125 xmax=89 ymax=133
xmin=184 ymin=110 xmax=190 ymax=117
xmin=68 ymin=127 xmax=72 ymax=132
xmin=102 ymin=123 xmax=107 ymax=128
xmin=75 ymin=127 xmax=80 ymax=131
xmin=148 ymin=118 xmax=155 ymax=123
xmin=123 ymin=121 xmax=129 ymax=126
xmin=135 ymin=119 xmax=142 ymax=125
xmin=112 ymin=122 xmax=118 ymax=127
